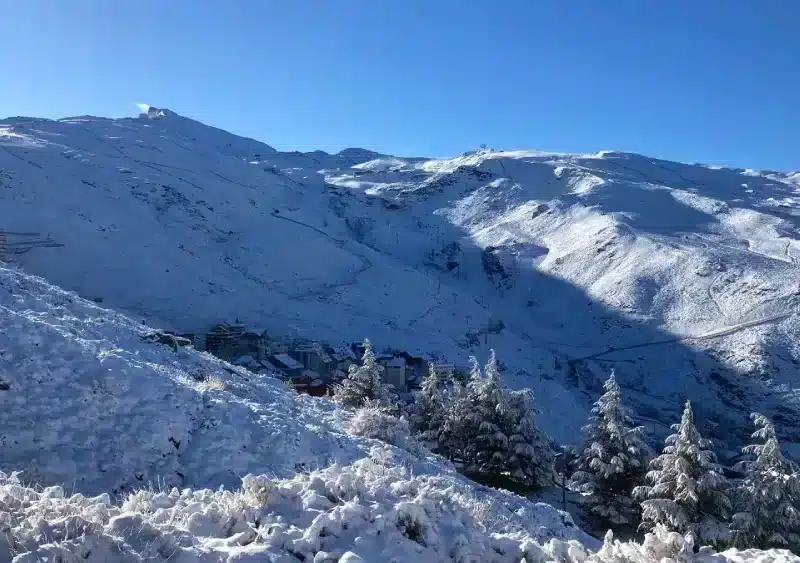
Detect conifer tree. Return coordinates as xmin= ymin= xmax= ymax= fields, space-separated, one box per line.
xmin=440 ymin=351 xmax=555 ymax=489
xmin=635 ymin=400 xmax=731 ymax=545
xmin=437 ymin=357 xmax=478 ymax=463
xmin=504 ymin=387 xmax=555 ymax=488
xmin=464 ymin=351 xmax=511 ymax=478
xmin=409 ymin=364 xmax=446 ymax=444
xmin=731 ymin=413 xmax=800 ymax=551
xmin=569 ymin=371 xmax=650 ymax=527
xmin=333 ymin=339 xmax=391 ymax=408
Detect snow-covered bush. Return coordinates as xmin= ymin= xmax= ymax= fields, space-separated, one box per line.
xmin=634 ymin=400 xmax=731 ymax=546
xmin=346 ymin=401 xmax=416 ymax=452
xmin=0 ymin=450 xmax=594 ymax=562
xmin=2 ymin=460 xmax=796 ymax=562
xmin=333 ymin=339 xmax=392 ymax=408
xmin=731 ymin=413 xmax=800 ymax=551
xmin=569 ymin=371 xmax=650 ymax=528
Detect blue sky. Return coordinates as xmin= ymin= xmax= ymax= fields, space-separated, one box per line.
xmin=2 ymin=1 xmax=798 ymax=170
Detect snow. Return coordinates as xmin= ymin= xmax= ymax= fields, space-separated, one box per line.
xmin=0 ymin=451 xmax=595 ymax=562
xmin=0 ymin=105 xmax=795 ymax=559
xmin=0 ymin=263 xmax=374 ymax=495
xmin=273 ymin=353 xmax=303 ymax=370
xmin=0 ymin=262 xmax=612 ymax=561
xmin=1 ymin=461 xmax=794 ymax=562
xmin=0 ymin=107 xmax=799 ymax=451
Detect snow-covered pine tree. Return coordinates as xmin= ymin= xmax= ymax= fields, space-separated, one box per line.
xmin=504 ymin=387 xmax=555 ymax=488
xmin=437 ymin=357 xmax=478 ymax=463
xmin=463 ymin=351 xmax=512 ymax=480
xmin=440 ymin=351 xmax=555 ymax=489
xmin=634 ymin=400 xmax=731 ymax=546
xmin=731 ymin=413 xmax=800 ymax=551
xmin=409 ymin=363 xmax=446 ymax=444
xmin=332 ymin=339 xmax=391 ymax=408
xmin=569 ymin=371 xmax=650 ymax=527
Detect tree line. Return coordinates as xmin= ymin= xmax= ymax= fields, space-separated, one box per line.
xmin=332 ymin=340 xmax=800 ymax=552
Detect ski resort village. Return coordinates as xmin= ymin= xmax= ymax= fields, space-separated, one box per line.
xmin=158 ymin=321 xmax=468 ymax=397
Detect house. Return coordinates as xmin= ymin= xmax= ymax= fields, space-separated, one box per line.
xmin=265 ymin=338 xmax=289 ymax=356
xmin=241 ymin=331 xmax=267 ymax=361
xmin=205 ymin=323 xmax=246 ymax=361
xmin=291 ymin=341 xmax=334 ymax=374
xmin=404 ymin=353 xmax=430 ymax=375
xmin=271 ymin=353 xmax=305 ymax=378
xmin=289 ymin=370 xmax=327 ymax=397
xmin=255 ymin=359 xmax=283 ymax=378
xmin=375 ymin=353 xmax=394 ymax=366
xmin=331 ymin=345 xmax=358 ymax=373
xmin=384 ymin=357 xmax=408 ymax=392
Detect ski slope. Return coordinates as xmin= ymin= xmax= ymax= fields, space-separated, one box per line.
xmin=1 ymin=108 xmax=799 ymax=449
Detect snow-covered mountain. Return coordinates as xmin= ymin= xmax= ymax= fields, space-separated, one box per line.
xmin=0 ymin=234 xmax=792 ymax=563
xmin=1 ymin=107 xmax=799 ymax=448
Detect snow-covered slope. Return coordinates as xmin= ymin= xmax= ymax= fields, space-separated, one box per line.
xmin=1 ymin=109 xmax=799 ymax=448
xmin=0 ymin=262 xmax=605 ymax=561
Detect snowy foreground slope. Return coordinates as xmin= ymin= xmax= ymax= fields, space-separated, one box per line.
xmin=0 ymin=267 xmax=794 ymax=563
xmin=0 ymin=262 xmax=595 ymax=560
xmin=1 ymin=109 xmax=800 ymax=448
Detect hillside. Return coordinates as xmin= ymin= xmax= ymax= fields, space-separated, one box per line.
xmin=1 ymin=244 xmax=796 ymax=562
xmin=1 ymin=108 xmax=799 ymax=448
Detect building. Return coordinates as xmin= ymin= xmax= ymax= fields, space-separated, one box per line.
xmin=232 ymin=355 xmax=260 ymax=371
xmin=384 ymin=357 xmax=408 ymax=392
xmin=291 ymin=341 xmax=334 ymax=375
xmin=331 ymin=345 xmax=358 ymax=373
xmin=289 ymin=370 xmax=327 ymax=397
xmin=266 ymin=338 xmax=290 ymax=356
xmin=241 ymin=331 xmax=267 ymax=361
xmin=255 ymin=358 xmax=283 ymax=378
xmin=271 ymin=353 xmax=305 ymax=378
xmin=204 ymin=324 xmax=268 ymax=362
xmin=205 ymin=323 xmax=246 ymax=361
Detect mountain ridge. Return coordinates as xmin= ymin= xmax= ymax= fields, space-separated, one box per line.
xmin=1 ymin=108 xmax=799 ymax=449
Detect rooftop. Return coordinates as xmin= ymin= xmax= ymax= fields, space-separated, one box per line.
xmin=273 ymin=353 xmax=303 ymax=370
xmin=387 ymin=357 xmax=406 ymax=368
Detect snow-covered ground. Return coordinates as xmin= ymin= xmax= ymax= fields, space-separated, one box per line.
xmin=1 ymin=108 xmax=799 ymax=449
xmin=0 ymin=262 xmax=601 ymax=560
xmin=4 ymin=259 xmax=757 ymax=563
xmin=4 ymin=458 xmax=796 ymax=562
xmin=0 ymin=107 xmax=798 ymax=559
xmin=0 ymin=269 xmax=791 ymax=561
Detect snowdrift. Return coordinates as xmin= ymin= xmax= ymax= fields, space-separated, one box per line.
xmin=1 ymin=456 xmax=794 ymax=562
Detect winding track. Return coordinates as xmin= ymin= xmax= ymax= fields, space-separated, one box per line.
xmin=568 ymin=312 xmax=793 ymax=364
xmin=268 ymin=211 xmax=374 ymax=300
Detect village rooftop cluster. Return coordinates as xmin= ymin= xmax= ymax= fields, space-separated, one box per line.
xmin=171 ymin=322 xmax=468 ymax=397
